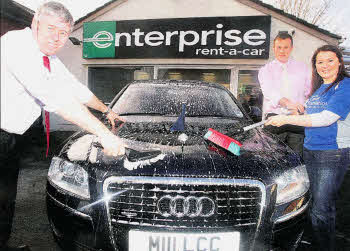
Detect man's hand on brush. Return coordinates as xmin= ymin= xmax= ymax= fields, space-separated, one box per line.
xmin=100 ymin=133 xmax=126 ymax=156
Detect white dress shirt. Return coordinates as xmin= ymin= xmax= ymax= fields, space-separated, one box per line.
xmin=1 ymin=28 xmax=93 ymax=134
xmin=258 ymin=58 xmax=311 ymax=116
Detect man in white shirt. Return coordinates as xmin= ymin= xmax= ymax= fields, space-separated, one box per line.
xmin=0 ymin=2 xmax=125 ymax=250
xmin=258 ymin=32 xmax=311 ymax=156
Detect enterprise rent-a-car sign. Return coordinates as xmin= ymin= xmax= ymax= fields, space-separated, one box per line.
xmin=83 ymin=16 xmax=271 ymax=59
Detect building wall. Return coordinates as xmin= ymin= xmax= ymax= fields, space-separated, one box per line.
xmin=54 ymin=0 xmax=338 ymax=131
xmin=58 ymin=0 xmax=335 ymax=83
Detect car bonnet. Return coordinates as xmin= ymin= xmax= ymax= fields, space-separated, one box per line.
xmin=61 ymin=121 xmax=301 ymax=183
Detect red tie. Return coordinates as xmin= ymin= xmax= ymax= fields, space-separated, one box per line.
xmin=43 ymin=56 xmax=50 ymax=157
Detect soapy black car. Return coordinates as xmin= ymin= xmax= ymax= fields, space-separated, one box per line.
xmin=46 ymin=80 xmax=310 ymax=251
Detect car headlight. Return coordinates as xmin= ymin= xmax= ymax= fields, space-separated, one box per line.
xmin=275 ymin=165 xmax=309 ymax=205
xmin=48 ymin=157 xmax=90 ymax=199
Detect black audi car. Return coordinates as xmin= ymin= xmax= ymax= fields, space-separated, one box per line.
xmin=46 ymin=80 xmax=310 ymax=251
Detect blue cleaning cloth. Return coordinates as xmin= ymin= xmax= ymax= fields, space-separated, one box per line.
xmin=170 ymin=103 xmax=186 ymax=132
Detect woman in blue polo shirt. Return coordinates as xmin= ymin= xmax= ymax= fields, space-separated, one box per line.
xmin=265 ymin=44 xmax=350 ymax=251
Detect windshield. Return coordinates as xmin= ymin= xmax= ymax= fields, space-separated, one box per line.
xmin=112 ymin=83 xmax=244 ymax=118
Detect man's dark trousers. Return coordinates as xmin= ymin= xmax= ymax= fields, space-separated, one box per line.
xmin=265 ymin=113 xmax=304 ymax=156
xmin=0 ymin=129 xmax=20 ymax=247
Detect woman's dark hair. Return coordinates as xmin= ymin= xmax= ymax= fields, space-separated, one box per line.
xmin=310 ymin=44 xmax=349 ymax=95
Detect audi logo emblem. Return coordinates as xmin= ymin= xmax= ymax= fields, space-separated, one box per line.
xmin=157 ymin=195 xmax=215 ymax=218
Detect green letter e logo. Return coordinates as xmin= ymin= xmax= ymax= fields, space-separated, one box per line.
xmin=83 ymin=21 xmax=116 ymax=58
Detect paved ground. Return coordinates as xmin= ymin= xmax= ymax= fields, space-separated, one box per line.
xmin=6 ymin=127 xmax=350 ymax=251
xmin=7 ymin=128 xmax=70 ymax=251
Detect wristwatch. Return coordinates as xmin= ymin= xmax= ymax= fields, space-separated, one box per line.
xmin=103 ymin=107 xmax=112 ymax=115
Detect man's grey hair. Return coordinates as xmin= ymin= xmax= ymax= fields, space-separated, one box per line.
xmin=35 ymin=1 xmax=74 ymax=31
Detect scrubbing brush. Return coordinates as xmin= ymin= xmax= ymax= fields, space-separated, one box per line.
xmin=203 ymin=120 xmax=266 ymax=156
xmin=204 ymin=128 xmax=242 ymax=156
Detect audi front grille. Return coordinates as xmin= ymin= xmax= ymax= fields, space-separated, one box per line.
xmin=103 ymin=176 xmax=266 ymax=230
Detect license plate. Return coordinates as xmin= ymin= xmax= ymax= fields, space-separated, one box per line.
xmin=129 ymin=230 xmax=240 ymax=251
